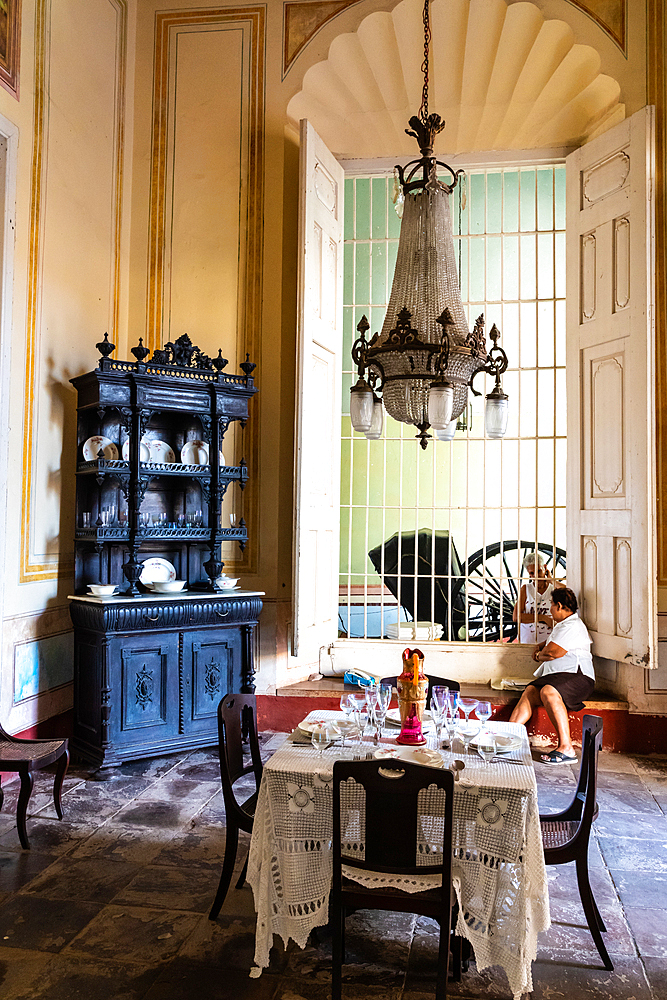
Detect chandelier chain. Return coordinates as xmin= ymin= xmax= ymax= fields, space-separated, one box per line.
xmin=419 ymin=0 xmax=431 ymax=124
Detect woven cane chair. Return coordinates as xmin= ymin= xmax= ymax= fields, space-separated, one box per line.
xmin=0 ymin=723 xmax=69 ymax=849
xmin=540 ymin=714 xmax=612 ymax=970
xmin=209 ymin=693 xmax=263 ymax=920
xmin=332 ymin=758 xmax=461 ymax=1000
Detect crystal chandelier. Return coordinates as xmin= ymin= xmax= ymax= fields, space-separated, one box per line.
xmin=349 ymin=0 xmax=509 ymax=449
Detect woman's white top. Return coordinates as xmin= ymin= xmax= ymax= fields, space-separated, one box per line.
xmin=519 ymin=581 xmax=554 ymax=645
xmin=533 ymin=611 xmax=595 ymax=680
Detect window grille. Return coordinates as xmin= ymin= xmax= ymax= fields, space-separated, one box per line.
xmin=340 ymin=166 xmax=566 ymax=644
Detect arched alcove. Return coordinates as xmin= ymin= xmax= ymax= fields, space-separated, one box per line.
xmin=286 ymin=0 xmax=624 ymax=156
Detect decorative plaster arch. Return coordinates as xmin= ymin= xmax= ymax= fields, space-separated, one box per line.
xmin=286 ymin=0 xmax=625 ymax=156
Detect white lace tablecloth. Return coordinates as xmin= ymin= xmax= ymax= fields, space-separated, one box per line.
xmin=247 ymin=712 xmax=550 ymax=999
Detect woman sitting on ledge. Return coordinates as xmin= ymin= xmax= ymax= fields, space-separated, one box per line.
xmin=509 ymin=586 xmax=595 ymax=765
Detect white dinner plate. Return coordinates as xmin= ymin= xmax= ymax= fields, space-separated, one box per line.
xmin=386 ymin=708 xmax=435 ymax=732
xmin=148 ymin=440 xmax=176 ymax=464
xmin=297 ymin=718 xmax=356 ymax=736
xmin=181 ymin=440 xmax=209 ymax=465
xmin=139 ymin=557 xmax=176 ymax=585
xmin=470 ymin=733 xmax=523 ymax=753
xmin=83 ymin=435 xmax=119 ymax=462
xmin=121 ymin=439 xmax=151 ymax=463
xmin=374 ymin=746 xmax=444 ymax=768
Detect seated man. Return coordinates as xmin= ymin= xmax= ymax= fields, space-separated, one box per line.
xmin=509 ymin=587 xmax=595 ymax=764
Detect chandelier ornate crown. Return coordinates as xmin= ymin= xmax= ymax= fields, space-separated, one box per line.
xmin=349 ymin=0 xmax=509 ymax=448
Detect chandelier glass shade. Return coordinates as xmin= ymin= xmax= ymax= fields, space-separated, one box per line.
xmin=349 ymin=0 xmax=509 ymax=449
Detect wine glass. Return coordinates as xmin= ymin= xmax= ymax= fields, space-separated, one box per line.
xmin=375 ymin=684 xmax=392 ymax=738
xmin=460 ymin=720 xmax=480 ymax=757
xmin=349 ymin=694 xmax=367 ymax=745
xmin=339 ymin=694 xmax=353 ymax=745
xmin=459 ymin=697 xmax=479 ymax=725
xmin=364 ymin=685 xmax=378 ymax=734
xmin=445 ymin=711 xmax=459 ymax=752
xmin=311 ymin=725 xmax=329 ymax=757
xmin=476 ymin=732 xmax=496 ymax=764
xmin=431 ymin=686 xmax=449 ymax=748
xmin=476 ymin=701 xmax=492 ymax=727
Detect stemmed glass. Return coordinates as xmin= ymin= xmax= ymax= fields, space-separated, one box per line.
xmin=459 ymin=697 xmax=479 ymax=725
xmin=476 ymin=701 xmax=492 ymax=727
xmin=476 ymin=732 xmax=496 ymax=765
xmin=375 ymin=684 xmax=392 ymax=740
xmin=348 ymin=694 xmax=367 ymax=746
xmin=339 ymin=694 xmax=353 ymax=746
xmin=364 ymin=685 xmax=378 ymax=736
xmin=311 ymin=721 xmax=340 ymax=757
xmin=443 ymin=692 xmax=459 ymax=751
xmin=430 ymin=685 xmax=449 ymax=749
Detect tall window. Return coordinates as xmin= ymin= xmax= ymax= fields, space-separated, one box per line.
xmin=340 ymin=165 xmax=566 ymax=643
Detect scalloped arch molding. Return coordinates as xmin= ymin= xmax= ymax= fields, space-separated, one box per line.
xmin=286 ymin=0 xmax=625 ymax=156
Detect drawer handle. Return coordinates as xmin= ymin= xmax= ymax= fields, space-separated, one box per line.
xmin=144 ymin=614 xmax=160 ymax=622
xmin=216 ymin=610 xmax=229 ymax=618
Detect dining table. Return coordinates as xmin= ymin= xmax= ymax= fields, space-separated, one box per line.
xmin=247 ymin=710 xmax=550 ymax=999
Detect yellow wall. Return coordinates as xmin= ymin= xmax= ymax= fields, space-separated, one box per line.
xmin=0 ymin=0 xmax=664 ymax=729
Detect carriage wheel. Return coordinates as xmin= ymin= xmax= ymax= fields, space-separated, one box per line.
xmin=449 ymin=540 xmax=567 ymax=643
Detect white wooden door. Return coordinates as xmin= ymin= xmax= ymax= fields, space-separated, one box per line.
xmin=292 ymin=120 xmax=344 ymax=665
xmin=566 ymin=107 xmax=657 ymax=668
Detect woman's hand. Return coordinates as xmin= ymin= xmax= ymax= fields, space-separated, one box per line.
xmin=531 ymin=646 xmax=541 ymax=662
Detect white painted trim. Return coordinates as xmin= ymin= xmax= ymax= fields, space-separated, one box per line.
xmin=0 ymin=111 xmax=18 ymax=723
xmin=339 ymin=148 xmax=573 ymax=175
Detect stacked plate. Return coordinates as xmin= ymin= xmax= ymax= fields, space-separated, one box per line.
xmin=385 ymin=621 xmax=444 ymax=641
xmin=374 ymin=746 xmax=443 ymax=768
xmin=385 ymin=708 xmax=435 ymax=733
xmin=469 ymin=732 xmax=523 ymax=754
xmin=291 ymin=718 xmax=356 ymax=743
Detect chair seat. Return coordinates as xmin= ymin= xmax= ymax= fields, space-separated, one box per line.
xmin=0 ymin=738 xmax=67 ymax=764
xmin=540 ymin=818 xmax=580 ymax=850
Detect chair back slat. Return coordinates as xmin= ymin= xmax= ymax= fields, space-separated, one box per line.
xmin=379 ymin=674 xmax=460 ymax=711
xmin=217 ymin=694 xmax=263 ymax=814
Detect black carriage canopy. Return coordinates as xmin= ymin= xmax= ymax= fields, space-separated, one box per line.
xmin=368 ymin=530 xmax=466 ymax=640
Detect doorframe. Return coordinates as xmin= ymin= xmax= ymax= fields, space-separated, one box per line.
xmin=0 ymin=111 xmax=19 ymax=722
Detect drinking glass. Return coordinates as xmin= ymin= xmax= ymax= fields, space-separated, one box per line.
xmin=445 ymin=712 xmax=459 ymax=752
xmin=431 ymin=686 xmax=449 ymax=748
xmin=476 ymin=732 xmax=496 ymax=764
xmin=230 ymin=514 xmax=237 ymax=529
xmin=81 ymin=512 xmax=91 ymax=529
xmin=364 ymin=685 xmax=378 ymax=734
xmin=339 ymin=694 xmax=353 ymax=746
xmin=375 ymin=683 xmax=392 ymax=738
xmin=476 ymin=701 xmax=492 ymax=726
xmin=460 ymin=721 xmax=480 ymax=757
xmin=193 ymin=509 xmax=203 ymax=527
xmin=459 ymin=697 xmax=479 ymax=725
xmin=311 ymin=726 xmax=330 ymax=757
xmin=349 ymin=694 xmax=367 ymax=745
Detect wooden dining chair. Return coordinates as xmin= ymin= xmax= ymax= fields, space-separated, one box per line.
xmin=209 ymin=693 xmax=263 ymax=920
xmin=540 ymin=714 xmax=612 ymax=970
xmin=332 ymin=758 xmax=461 ymax=1000
xmin=0 ymin=723 xmax=69 ymax=849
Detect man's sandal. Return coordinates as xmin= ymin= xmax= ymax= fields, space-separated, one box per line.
xmin=540 ymin=749 xmax=578 ymax=765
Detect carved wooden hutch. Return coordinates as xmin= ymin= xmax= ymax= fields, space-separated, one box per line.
xmin=68 ymin=334 xmax=262 ymax=772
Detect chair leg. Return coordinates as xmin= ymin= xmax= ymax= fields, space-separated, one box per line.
xmin=450 ymin=934 xmax=462 ymax=982
xmin=53 ymin=749 xmax=69 ymax=820
xmin=435 ymin=913 xmax=451 ymax=1000
xmin=209 ymin=824 xmax=239 ymax=920
xmin=0 ymin=776 xmax=3 ymax=811
xmin=17 ymin=769 xmax=34 ymax=850
xmin=331 ymin=902 xmax=344 ymax=1000
xmin=575 ymin=856 xmax=613 ymax=970
xmin=235 ymin=850 xmax=249 ymax=889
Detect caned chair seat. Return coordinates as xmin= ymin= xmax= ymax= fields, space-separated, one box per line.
xmin=540 ymin=818 xmax=580 ymax=850
xmin=0 ymin=724 xmax=69 ymax=850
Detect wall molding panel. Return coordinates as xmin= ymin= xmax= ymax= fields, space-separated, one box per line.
xmin=145 ymin=7 xmax=266 ymax=576
xmin=20 ymin=0 xmax=128 ymax=583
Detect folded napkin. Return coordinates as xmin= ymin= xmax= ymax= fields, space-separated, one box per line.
xmin=490 ymin=677 xmax=529 ymax=691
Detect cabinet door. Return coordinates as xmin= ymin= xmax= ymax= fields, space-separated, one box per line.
xmin=110 ymin=633 xmax=180 ymax=749
xmin=183 ymin=629 xmax=241 ymax=735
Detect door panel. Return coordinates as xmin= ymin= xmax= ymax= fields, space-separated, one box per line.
xmin=566 ymin=107 xmax=656 ymax=669
xmin=292 ymin=120 xmax=344 ymax=665
xmin=183 ymin=629 xmax=239 ymax=733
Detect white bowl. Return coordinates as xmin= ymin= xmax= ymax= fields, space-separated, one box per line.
xmin=151 ymin=580 xmax=186 ymax=593
xmin=88 ymin=584 xmax=117 ymax=597
xmin=216 ymin=576 xmax=239 ymax=590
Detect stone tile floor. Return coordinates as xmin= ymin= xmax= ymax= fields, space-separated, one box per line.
xmin=0 ymin=737 xmax=666 ymax=999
